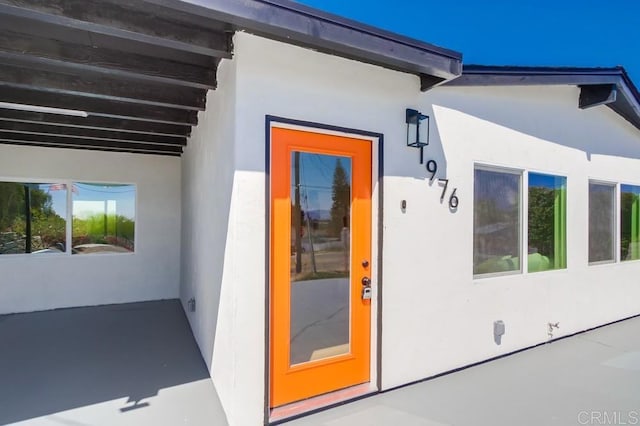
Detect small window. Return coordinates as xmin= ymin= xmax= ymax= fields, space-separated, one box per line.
xmin=72 ymin=183 xmax=136 ymax=254
xmin=0 ymin=182 xmax=67 ymax=255
xmin=528 ymin=173 xmax=567 ymax=272
xmin=620 ymin=184 xmax=640 ymax=261
xmin=589 ymin=182 xmax=616 ymax=263
xmin=473 ymin=167 xmax=521 ymax=276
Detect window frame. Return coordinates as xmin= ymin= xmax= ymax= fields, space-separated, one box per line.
xmin=0 ymin=177 xmax=137 ymax=258
xmin=473 ymin=164 xmax=573 ymax=279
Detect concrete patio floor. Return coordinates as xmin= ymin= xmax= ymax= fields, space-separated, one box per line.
xmin=0 ymin=300 xmax=226 ymax=426
xmin=286 ymin=315 xmax=640 ymax=426
xmin=3 ymin=300 xmax=640 ymax=426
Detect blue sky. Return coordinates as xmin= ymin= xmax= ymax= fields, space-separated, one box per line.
xmin=291 ymin=152 xmax=351 ymax=212
xmin=529 ymin=173 xmax=565 ymax=190
xmin=297 ymin=0 xmax=640 ymax=85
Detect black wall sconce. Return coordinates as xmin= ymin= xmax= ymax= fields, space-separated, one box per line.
xmin=406 ymin=108 xmax=430 ymax=164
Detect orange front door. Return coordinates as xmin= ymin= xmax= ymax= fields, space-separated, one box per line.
xmin=270 ymin=126 xmax=372 ymax=408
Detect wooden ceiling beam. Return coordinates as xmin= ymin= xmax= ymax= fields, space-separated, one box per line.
xmin=0 ymin=139 xmax=181 ymax=156
xmin=0 ymin=62 xmax=207 ymax=111
xmin=1 ymin=87 xmax=198 ymax=125
xmin=0 ymin=30 xmax=217 ymax=89
xmin=0 ymin=0 xmax=231 ymax=58
xmin=0 ymin=14 xmax=219 ymax=67
xmin=0 ymin=131 xmax=183 ymax=154
xmin=0 ymin=120 xmax=186 ymax=146
xmin=0 ymin=109 xmax=191 ymax=137
xmin=579 ymin=84 xmax=618 ymax=109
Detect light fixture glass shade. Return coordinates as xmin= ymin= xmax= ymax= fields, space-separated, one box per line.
xmin=405 ymin=108 xmax=429 ymax=147
xmin=0 ymin=102 xmax=88 ymax=117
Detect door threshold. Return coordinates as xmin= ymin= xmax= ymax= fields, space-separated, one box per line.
xmin=269 ymin=383 xmax=376 ymax=424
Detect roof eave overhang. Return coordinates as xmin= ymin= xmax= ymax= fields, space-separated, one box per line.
xmin=0 ymin=0 xmax=462 ymax=156
xmin=143 ymin=0 xmax=463 ymax=88
xmin=444 ymin=66 xmax=640 ymax=131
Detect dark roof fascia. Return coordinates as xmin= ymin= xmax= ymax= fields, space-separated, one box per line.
xmin=141 ymin=0 xmax=463 ymax=85
xmin=444 ymin=65 xmax=640 ymax=131
xmin=614 ymin=68 xmax=640 ymax=129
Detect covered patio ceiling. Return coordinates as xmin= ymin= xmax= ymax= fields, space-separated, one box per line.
xmin=0 ymin=0 xmax=231 ymax=156
xmin=0 ymin=0 xmax=462 ymax=156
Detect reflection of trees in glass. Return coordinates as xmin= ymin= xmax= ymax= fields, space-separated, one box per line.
xmin=527 ymin=173 xmax=566 ymax=271
xmin=0 ymin=182 xmax=66 ymax=253
xmin=289 ymin=155 xmax=352 ymax=281
xmin=72 ymin=214 xmax=135 ymax=250
xmin=0 ymin=182 xmax=24 ymax=231
xmin=330 ymin=159 xmax=350 ymax=237
xmin=71 ymin=183 xmax=136 ymax=253
xmin=528 ymin=187 xmax=555 ymax=260
xmin=620 ymin=188 xmax=640 ymax=261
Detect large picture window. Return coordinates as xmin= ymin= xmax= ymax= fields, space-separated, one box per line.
xmin=620 ymin=184 xmax=640 ymax=261
xmin=589 ymin=182 xmax=616 ymax=263
xmin=474 ymin=168 xmax=521 ymax=275
xmin=528 ymin=173 xmax=567 ymax=272
xmin=72 ymin=183 xmax=136 ymax=254
xmin=0 ymin=182 xmax=67 ymax=255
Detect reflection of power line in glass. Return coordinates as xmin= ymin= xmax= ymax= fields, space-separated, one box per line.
xmin=330 ymin=158 xmax=350 ymax=237
xmin=75 ymin=184 xmax=135 ymax=194
xmin=300 ymin=156 xmax=317 ymax=274
xmin=81 ymin=189 xmax=135 ymax=193
xmin=290 ymin=184 xmax=332 ymax=190
xmin=308 ymin=155 xmax=332 ymax=182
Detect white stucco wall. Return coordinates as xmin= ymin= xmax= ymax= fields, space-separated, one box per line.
xmin=183 ymin=32 xmax=640 ymax=425
xmin=237 ymin=31 xmax=423 ymax=425
xmin=181 ymin=32 xmax=419 ymax=425
xmin=180 ymin=57 xmax=236 ymax=425
xmin=381 ymin=84 xmax=640 ymax=388
xmin=0 ymin=145 xmax=181 ymax=314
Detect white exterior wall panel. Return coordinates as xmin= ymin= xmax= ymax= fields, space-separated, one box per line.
xmin=180 ymin=57 xmax=237 ymax=425
xmin=0 ymin=146 xmax=181 ymax=314
xmin=384 ymin=85 xmax=640 ymax=387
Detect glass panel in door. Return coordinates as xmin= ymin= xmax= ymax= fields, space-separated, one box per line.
xmin=289 ymin=151 xmax=351 ymax=366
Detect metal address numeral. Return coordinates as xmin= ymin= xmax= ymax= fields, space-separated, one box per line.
xmin=438 ymin=178 xmax=449 ymax=202
xmin=449 ymin=188 xmax=459 ymax=208
xmin=423 ymin=158 xmax=459 ymax=209
xmin=426 ymin=160 xmax=437 ymax=182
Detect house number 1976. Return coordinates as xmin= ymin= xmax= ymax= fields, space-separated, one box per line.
xmin=426 ymin=160 xmax=459 ymax=209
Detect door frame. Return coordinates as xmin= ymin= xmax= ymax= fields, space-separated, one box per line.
xmin=264 ymin=116 xmax=384 ymax=423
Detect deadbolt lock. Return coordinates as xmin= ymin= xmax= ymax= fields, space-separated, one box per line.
xmin=361 ymin=276 xmax=372 ymax=300
xmin=362 ymin=287 xmax=372 ymax=300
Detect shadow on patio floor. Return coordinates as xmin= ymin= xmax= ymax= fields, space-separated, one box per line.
xmin=0 ymin=299 xmax=226 ymax=425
